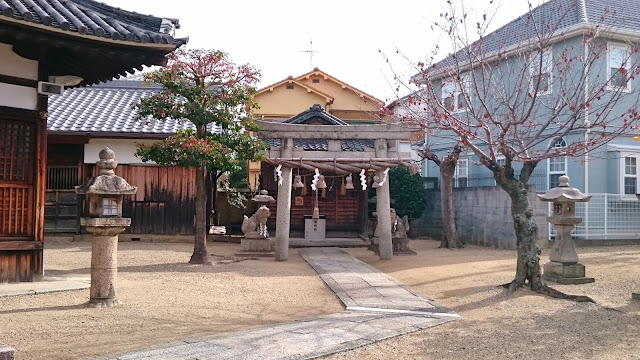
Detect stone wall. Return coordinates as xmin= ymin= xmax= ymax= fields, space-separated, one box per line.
xmin=411 ymin=186 xmax=549 ymax=250
xmin=0 ymin=343 xmax=15 ymax=360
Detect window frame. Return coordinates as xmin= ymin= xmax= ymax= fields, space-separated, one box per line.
xmin=529 ymin=48 xmax=553 ymax=96
xmin=494 ymin=155 xmax=506 ymax=186
xmin=620 ymin=151 xmax=640 ymax=199
xmin=441 ymin=73 xmax=470 ymax=113
xmin=606 ymin=42 xmax=632 ymax=92
xmin=547 ymin=138 xmax=567 ymax=190
xmin=455 ymin=158 xmax=468 ymax=188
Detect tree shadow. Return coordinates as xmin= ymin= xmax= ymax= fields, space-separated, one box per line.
xmin=0 ymin=303 xmax=87 ymax=315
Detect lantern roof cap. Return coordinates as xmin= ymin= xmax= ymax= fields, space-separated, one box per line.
xmin=537 ymin=176 xmax=591 ymax=202
xmin=75 ymin=148 xmax=137 ymax=195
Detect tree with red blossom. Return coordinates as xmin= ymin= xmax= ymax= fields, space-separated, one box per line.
xmin=388 ymin=0 xmax=640 ymax=298
xmin=135 ymin=49 xmax=266 ymax=264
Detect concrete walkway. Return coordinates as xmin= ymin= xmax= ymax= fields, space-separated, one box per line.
xmin=103 ymin=247 xmax=458 ymax=360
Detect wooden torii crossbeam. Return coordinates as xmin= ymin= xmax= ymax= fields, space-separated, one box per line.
xmin=256 ymin=120 xmax=417 ymax=262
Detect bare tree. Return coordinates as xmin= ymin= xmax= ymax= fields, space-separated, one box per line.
xmin=418 ymin=144 xmax=465 ymax=248
xmin=387 ymin=0 xmax=640 ymax=297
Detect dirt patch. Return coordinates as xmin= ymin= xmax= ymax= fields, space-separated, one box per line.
xmin=1 ymin=239 xmax=639 ymax=360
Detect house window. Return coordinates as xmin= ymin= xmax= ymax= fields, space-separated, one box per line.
xmin=286 ymin=84 xmax=294 ymax=90
xmin=442 ymin=73 xmax=470 ymax=112
xmin=529 ymin=48 xmax=552 ymax=95
xmin=608 ymin=43 xmax=630 ymax=91
xmin=312 ymin=79 xmax=320 ymax=83
xmin=494 ymin=156 xmax=506 ymax=186
xmin=623 ymin=156 xmax=638 ymax=195
xmin=548 ymin=138 xmax=567 ymax=189
xmin=455 ymin=158 xmax=468 ymax=188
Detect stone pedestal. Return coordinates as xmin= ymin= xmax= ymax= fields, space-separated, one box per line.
xmin=236 ymin=237 xmax=274 ymax=257
xmin=81 ymin=217 xmax=131 ymax=307
xmin=89 ymin=234 xmax=121 ymax=306
xmin=0 ymin=343 xmax=15 ymax=360
xmin=549 ymin=224 xmax=580 ymax=264
xmin=632 ymin=293 xmax=640 ymax=301
xmin=392 ymin=238 xmax=416 ymax=255
xmin=543 ymin=261 xmax=594 ymax=285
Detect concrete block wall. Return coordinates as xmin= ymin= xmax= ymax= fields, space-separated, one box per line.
xmin=412 ymin=186 xmax=548 ymax=250
xmin=0 ymin=343 xmax=15 ymax=360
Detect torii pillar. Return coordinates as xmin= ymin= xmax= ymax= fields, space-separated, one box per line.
xmin=375 ymin=139 xmax=393 ymax=260
xmin=274 ymin=138 xmax=294 ymax=261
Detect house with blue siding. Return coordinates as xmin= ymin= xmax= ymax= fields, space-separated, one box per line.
xmin=391 ymin=0 xmax=640 ymax=241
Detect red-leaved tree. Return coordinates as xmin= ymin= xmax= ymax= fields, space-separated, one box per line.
xmin=387 ymin=0 xmax=640 ymax=296
xmin=135 ymin=49 xmax=266 ymax=264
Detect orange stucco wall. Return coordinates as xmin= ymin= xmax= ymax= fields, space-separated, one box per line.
xmin=296 ymin=74 xmax=380 ymax=113
xmin=254 ymin=84 xmax=329 ymax=118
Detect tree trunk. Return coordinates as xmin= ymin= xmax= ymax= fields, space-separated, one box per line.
xmin=189 ymin=166 xmax=210 ymax=264
xmin=501 ymin=177 xmax=544 ymax=293
xmin=439 ymin=161 xmax=463 ymax=248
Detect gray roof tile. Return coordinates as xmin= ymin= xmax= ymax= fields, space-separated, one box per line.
xmin=0 ymin=0 xmax=186 ymax=46
xmin=430 ymin=0 xmax=640 ymax=74
xmin=48 ymin=80 xmax=218 ymax=135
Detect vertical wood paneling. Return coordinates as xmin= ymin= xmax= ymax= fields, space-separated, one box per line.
xmin=115 ymin=165 xmax=196 ymax=235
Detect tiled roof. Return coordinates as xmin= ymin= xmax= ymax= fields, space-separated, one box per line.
xmin=424 ymin=0 xmax=640 ymax=80
xmin=48 ymin=80 xmax=214 ymax=135
xmin=0 ymin=0 xmax=187 ymax=46
xmin=265 ymin=104 xmax=373 ymax=151
xmin=266 ymin=139 xmax=374 ymax=152
xmin=285 ymin=104 xmax=348 ymax=125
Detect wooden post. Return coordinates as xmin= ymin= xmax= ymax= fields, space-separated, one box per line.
xmin=275 ymin=138 xmax=293 ymax=261
xmin=374 ymin=139 xmax=393 ymax=260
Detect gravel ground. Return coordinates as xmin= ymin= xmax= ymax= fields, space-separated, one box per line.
xmin=0 ymin=240 xmax=343 ymax=360
xmin=326 ymin=240 xmax=640 ymax=360
xmin=1 ymin=239 xmax=639 ymax=360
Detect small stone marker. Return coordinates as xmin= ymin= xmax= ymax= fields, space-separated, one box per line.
xmin=538 ymin=176 xmax=594 ymax=284
xmin=76 ymin=148 xmax=137 ymax=307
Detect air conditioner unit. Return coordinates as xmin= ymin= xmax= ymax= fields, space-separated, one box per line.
xmin=37 ymin=81 xmax=64 ymax=96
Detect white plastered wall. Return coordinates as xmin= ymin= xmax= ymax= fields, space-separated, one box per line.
xmin=84 ymin=138 xmax=158 ymax=164
xmin=0 ymin=42 xmax=38 ymax=110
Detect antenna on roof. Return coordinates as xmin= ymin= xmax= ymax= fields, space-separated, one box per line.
xmin=299 ymin=38 xmax=318 ymax=71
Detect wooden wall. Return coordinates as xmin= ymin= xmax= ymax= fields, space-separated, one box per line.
xmin=113 ymin=165 xmax=197 ymax=235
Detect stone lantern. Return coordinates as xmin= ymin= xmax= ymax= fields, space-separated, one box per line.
xmin=75 ymin=148 xmax=137 ymax=307
xmin=537 ymin=175 xmax=594 ymax=284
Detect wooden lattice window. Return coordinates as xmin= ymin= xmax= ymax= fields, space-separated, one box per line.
xmin=0 ymin=120 xmax=34 ymax=183
xmin=0 ymin=119 xmax=35 ymax=237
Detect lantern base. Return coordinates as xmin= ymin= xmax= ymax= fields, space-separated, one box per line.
xmin=392 ymin=238 xmax=417 ymax=255
xmin=543 ymin=261 xmax=594 ymax=284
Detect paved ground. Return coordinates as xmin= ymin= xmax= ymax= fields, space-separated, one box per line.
xmin=0 ymin=276 xmax=89 ymax=298
xmin=102 ymin=247 xmax=459 ymax=360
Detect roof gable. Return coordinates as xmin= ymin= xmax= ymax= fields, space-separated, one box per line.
xmin=284 ymin=104 xmax=348 ymax=125
xmin=255 ymin=77 xmax=334 ymax=103
xmin=295 ymin=68 xmax=383 ymax=106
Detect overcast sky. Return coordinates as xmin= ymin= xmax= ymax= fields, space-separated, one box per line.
xmin=105 ymin=0 xmax=545 ymax=103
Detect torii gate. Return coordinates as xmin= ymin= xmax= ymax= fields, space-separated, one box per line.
xmin=256 ymin=120 xmax=416 ymax=261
